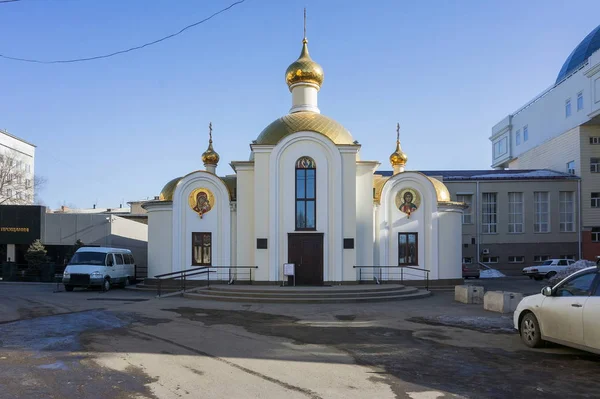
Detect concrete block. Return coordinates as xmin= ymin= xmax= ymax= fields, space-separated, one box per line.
xmin=454 ymin=285 xmax=485 ymax=304
xmin=484 ymin=291 xmax=524 ymax=313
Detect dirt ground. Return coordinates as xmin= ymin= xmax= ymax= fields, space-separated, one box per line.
xmin=0 ymin=280 xmax=598 ymax=399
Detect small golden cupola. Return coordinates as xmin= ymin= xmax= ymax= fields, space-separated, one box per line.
xmin=389 ymin=123 xmax=408 ymax=174
xmin=202 ymin=122 xmax=220 ymax=174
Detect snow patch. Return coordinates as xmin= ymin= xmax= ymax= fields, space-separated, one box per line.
xmin=480 ymin=269 xmax=506 ymax=278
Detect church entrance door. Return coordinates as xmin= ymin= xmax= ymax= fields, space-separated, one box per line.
xmin=288 ymin=233 xmax=324 ymax=285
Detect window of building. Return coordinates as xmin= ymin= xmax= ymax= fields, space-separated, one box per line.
xmin=534 ymin=192 xmax=550 ymax=233
xmin=559 ymin=191 xmax=575 ymax=232
xmin=456 ymin=194 xmax=472 ymax=224
xmin=591 ymin=157 xmax=600 ymax=173
xmin=516 ymin=131 xmax=521 ymax=146
xmin=508 ymin=256 xmax=524 ymax=263
xmin=295 ymin=156 xmax=316 ymax=230
xmin=567 ymin=160 xmax=575 ymax=175
xmin=481 ymin=256 xmax=498 ymax=263
xmin=592 ymin=193 xmax=600 ymax=208
xmin=16 ymin=192 xmax=22 ymax=200
xmin=493 ymin=138 xmax=507 ymax=159
xmin=565 ymin=98 xmax=572 ymax=118
xmin=534 ymin=255 xmax=550 ymax=262
xmin=591 ymin=137 xmax=600 ymax=145
xmin=560 ymin=255 xmax=576 ymax=260
xmin=523 ymin=126 xmax=528 ymax=142
xmin=463 ymin=257 xmax=472 ymax=264
xmin=192 ymin=232 xmax=212 ymax=266
xmin=592 ymin=227 xmax=600 ymax=243
xmin=398 ymin=233 xmax=418 ymax=265
xmin=25 ymin=179 xmax=30 ymax=189
xmin=577 ymin=92 xmax=584 ymax=111
xmin=508 ymin=192 xmax=524 ymax=233
xmin=481 ymin=193 xmax=497 ymax=234
xmin=6 ymin=189 xmax=11 ymax=199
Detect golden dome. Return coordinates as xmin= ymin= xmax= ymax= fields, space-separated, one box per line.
xmin=427 ymin=176 xmax=451 ymax=202
xmin=285 ymin=39 xmax=324 ymax=90
xmin=159 ymin=177 xmax=182 ymax=201
xmin=255 ymin=111 xmax=355 ymax=146
xmin=202 ymin=122 xmax=220 ymax=166
xmin=389 ymin=123 xmax=408 ymax=167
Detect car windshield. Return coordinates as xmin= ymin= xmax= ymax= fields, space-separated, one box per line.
xmin=69 ymin=252 xmax=106 ymax=266
xmin=541 ymin=260 xmax=553 ymax=266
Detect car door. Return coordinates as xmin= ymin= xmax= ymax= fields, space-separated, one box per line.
xmin=539 ymin=271 xmax=596 ymax=345
xmin=584 ymin=273 xmax=600 ymax=350
xmin=113 ymin=253 xmax=125 ymax=283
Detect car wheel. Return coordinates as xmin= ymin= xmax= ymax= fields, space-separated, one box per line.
xmin=64 ymin=285 xmax=74 ymax=292
xmin=520 ymin=312 xmax=544 ymax=348
xmin=545 ymin=271 xmax=556 ymax=279
xmin=103 ymin=278 xmax=110 ymax=292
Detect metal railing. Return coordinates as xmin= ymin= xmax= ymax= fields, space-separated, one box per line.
xmin=155 ymin=267 xmax=215 ymax=297
xmin=154 ymin=266 xmax=259 ymax=297
xmin=353 ymin=265 xmax=430 ymax=291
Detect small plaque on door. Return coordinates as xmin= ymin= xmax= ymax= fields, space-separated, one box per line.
xmin=257 ymin=238 xmax=268 ymax=249
xmin=344 ymin=238 xmax=354 ymax=249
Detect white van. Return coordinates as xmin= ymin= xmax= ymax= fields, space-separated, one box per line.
xmin=62 ymin=247 xmax=135 ymax=291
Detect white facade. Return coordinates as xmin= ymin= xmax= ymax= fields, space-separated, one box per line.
xmin=143 ymin=37 xmax=465 ymax=284
xmin=490 ymin=25 xmax=600 ymax=260
xmin=0 ymin=129 xmax=36 ymax=205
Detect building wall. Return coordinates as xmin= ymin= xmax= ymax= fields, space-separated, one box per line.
xmin=508 ymin=127 xmax=581 ymax=175
xmin=444 ymin=179 xmax=580 ymax=275
xmin=580 ymin=125 xmax=600 ymax=226
xmin=267 ymin=132 xmax=345 ymax=283
xmin=0 ymin=130 xmax=36 ymax=204
xmin=235 ymin=164 xmax=255 ymax=277
xmin=172 ymin=171 xmax=231 ymax=280
xmin=144 ymin=203 xmax=173 ymax=278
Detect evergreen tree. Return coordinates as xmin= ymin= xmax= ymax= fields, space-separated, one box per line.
xmin=25 ymin=239 xmax=47 ymax=271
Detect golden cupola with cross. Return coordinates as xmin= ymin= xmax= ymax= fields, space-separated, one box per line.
xmin=202 ymin=122 xmax=220 ymax=174
xmin=389 ymin=123 xmax=408 ymax=174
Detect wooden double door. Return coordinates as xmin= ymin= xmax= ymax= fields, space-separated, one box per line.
xmin=288 ymin=233 xmax=324 ymax=285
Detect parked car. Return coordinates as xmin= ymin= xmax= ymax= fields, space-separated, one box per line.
xmin=462 ymin=263 xmax=480 ymax=279
xmin=62 ymin=247 xmax=136 ymax=292
xmin=514 ymin=265 xmax=600 ymax=354
xmin=522 ymin=259 xmax=576 ymax=280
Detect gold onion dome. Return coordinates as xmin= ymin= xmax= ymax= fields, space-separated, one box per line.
xmin=285 ymin=38 xmax=324 ymax=90
xmin=201 ymin=122 xmax=220 ymax=166
xmin=389 ymin=123 xmax=408 ymax=167
xmin=159 ymin=177 xmax=182 ymax=201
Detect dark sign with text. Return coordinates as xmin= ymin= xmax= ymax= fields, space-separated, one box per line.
xmin=0 ymin=205 xmax=44 ymax=245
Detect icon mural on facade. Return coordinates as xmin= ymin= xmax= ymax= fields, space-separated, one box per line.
xmin=188 ymin=188 xmax=214 ymax=219
xmin=395 ymin=188 xmax=420 ymax=218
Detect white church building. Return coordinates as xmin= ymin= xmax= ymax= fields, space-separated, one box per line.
xmin=143 ymin=35 xmax=466 ymax=285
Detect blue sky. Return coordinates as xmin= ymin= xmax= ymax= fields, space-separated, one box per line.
xmin=1 ymin=0 xmax=599 ymax=209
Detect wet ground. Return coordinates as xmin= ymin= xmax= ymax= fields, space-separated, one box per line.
xmin=0 ymin=281 xmax=598 ymax=399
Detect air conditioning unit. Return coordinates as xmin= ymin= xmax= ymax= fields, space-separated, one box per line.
xmin=482 ymin=249 xmax=490 ymax=255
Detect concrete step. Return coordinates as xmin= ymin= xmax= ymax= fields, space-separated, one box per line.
xmin=197 ymin=286 xmax=420 ymax=299
xmin=183 ymin=289 xmax=432 ymax=304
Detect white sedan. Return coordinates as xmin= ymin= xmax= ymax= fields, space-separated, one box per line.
xmin=514 ymin=266 xmax=600 ymax=354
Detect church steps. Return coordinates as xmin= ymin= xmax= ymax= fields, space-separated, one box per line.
xmin=203 ymin=284 xmax=414 ymax=295
xmin=182 ymin=289 xmax=431 ymax=303
xmin=194 ymin=286 xmax=420 ymax=299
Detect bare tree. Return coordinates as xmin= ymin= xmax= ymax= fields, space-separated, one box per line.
xmin=0 ymin=149 xmax=46 ymax=205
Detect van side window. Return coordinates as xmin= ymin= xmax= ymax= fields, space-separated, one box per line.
xmin=106 ymin=254 xmax=114 ymax=267
xmin=114 ymin=254 xmax=124 ymax=265
xmin=129 ymin=254 xmax=135 ymax=264
xmin=124 ymin=254 xmax=132 ymax=264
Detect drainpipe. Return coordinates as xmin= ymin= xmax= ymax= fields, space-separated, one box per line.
xmin=578 ymin=179 xmax=582 ymax=260
xmin=476 ymin=181 xmax=480 ymax=265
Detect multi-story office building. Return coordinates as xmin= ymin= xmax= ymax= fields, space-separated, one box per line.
xmin=0 ymin=129 xmax=36 ymax=205
xmin=490 ymin=24 xmax=600 ymax=260
xmin=377 ymin=169 xmax=580 ymax=275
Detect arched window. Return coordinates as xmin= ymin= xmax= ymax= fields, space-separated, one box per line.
xmin=295 ymin=156 xmax=316 ymax=230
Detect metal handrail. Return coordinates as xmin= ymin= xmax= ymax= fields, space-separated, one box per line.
xmin=353 ymin=265 xmax=430 ymax=291
xmin=156 ymin=267 xmax=215 ymax=297
xmin=206 ymin=266 xmax=258 ymax=285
